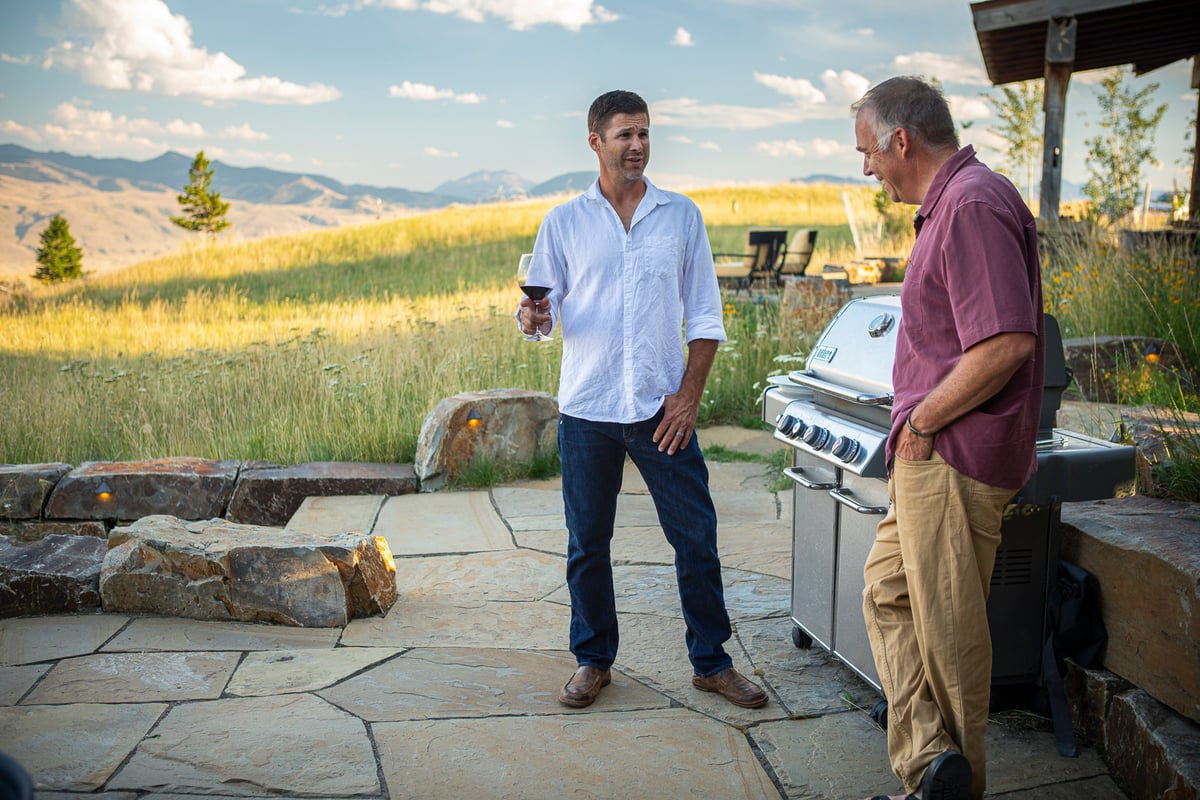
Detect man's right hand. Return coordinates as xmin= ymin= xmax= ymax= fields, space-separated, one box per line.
xmin=519 ymin=296 xmax=551 ymax=336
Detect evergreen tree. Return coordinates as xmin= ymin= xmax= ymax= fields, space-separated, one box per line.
xmin=33 ymin=213 xmax=84 ymax=283
xmin=171 ymin=150 xmax=231 ymax=237
xmin=984 ymin=80 xmax=1043 ymax=205
xmin=1082 ymin=68 xmax=1167 ymax=224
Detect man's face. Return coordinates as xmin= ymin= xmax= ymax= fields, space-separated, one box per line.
xmin=591 ymin=113 xmax=649 ymax=185
xmin=855 ymin=110 xmax=904 ymax=204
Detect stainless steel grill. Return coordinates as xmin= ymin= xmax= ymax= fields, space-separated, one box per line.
xmin=761 ymin=295 xmax=1135 ymax=692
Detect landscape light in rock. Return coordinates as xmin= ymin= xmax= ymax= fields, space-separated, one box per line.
xmin=96 ymin=481 xmax=113 ymax=502
xmin=466 ymin=408 xmax=483 ymax=430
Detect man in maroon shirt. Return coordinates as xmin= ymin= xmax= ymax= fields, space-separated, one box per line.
xmin=851 ymin=77 xmax=1044 ymax=800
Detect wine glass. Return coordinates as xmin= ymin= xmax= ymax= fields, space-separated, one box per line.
xmin=517 ymin=253 xmax=554 ymax=342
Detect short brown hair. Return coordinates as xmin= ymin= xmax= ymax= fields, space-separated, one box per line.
xmin=588 ymin=90 xmax=649 ymax=139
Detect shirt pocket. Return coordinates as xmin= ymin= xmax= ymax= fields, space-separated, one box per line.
xmin=640 ymin=235 xmax=682 ymax=283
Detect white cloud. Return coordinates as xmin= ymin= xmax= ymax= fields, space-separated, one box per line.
xmin=668 ymin=135 xmax=694 ymax=144
xmin=756 ymin=137 xmax=851 ymax=159
xmin=423 ymin=146 xmax=458 ymax=157
xmin=699 ymin=141 xmax=720 ymax=152
xmin=0 ymin=119 xmax=42 ymax=142
xmin=948 ymin=95 xmax=991 ymax=123
xmin=1 ymin=53 xmax=31 ymax=64
xmin=222 ymin=123 xmax=271 ymax=141
xmin=2 ymin=102 xmax=277 ymax=159
xmin=364 ymin=0 xmax=618 ymax=31
xmin=656 ymin=69 xmax=871 ymax=130
xmin=389 ymin=80 xmax=484 ymax=104
xmin=496 ymin=119 xmax=514 ymax=128
xmin=893 ymin=51 xmax=989 ymax=87
xmin=44 ymin=0 xmax=340 ymax=105
xmin=672 ymin=27 xmax=694 ymax=47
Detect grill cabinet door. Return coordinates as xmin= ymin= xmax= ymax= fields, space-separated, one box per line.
xmin=831 ymin=472 xmax=890 ymax=693
xmin=786 ymin=451 xmax=839 ymax=651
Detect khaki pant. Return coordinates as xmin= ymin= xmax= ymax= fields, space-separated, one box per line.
xmin=863 ymin=452 xmax=1014 ymax=800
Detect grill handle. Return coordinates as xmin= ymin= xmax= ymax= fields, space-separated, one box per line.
xmin=790 ymin=370 xmax=893 ymax=406
xmin=783 ymin=467 xmax=836 ymax=490
xmin=830 ymin=487 xmax=889 ymax=515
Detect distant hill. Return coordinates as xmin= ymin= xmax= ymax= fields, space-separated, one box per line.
xmin=793 ymin=174 xmax=872 ymax=186
xmin=530 ymin=171 xmax=598 ymax=196
xmin=433 ymin=170 xmax=533 ymax=203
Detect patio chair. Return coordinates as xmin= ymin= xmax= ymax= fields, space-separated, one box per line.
xmin=713 ymin=229 xmax=788 ymax=294
xmin=776 ymin=229 xmax=819 ymax=280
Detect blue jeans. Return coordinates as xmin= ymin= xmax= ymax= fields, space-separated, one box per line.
xmin=558 ymin=411 xmax=734 ymax=676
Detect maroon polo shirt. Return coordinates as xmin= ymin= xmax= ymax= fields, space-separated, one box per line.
xmin=888 ymin=145 xmax=1044 ymax=490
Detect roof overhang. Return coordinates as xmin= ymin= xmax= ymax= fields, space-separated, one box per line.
xmin=972 ymin=0 xmax=1200 ymax=85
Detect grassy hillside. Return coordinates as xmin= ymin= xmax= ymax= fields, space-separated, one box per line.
xmin=1 ymin=184 xmax=875 ymax=466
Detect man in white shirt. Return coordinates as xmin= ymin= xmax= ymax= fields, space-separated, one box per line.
xmin=518 ymin=89 xmax=768 ymax=710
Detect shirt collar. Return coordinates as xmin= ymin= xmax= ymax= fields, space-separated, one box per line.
xmin=584 ymin=176 xmax=671 ymax=226
xmin=917 ymin=144 xmax=978 ymax=224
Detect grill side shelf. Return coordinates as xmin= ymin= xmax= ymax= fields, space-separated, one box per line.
xmin=789 ymin=370 xmax=894 ymax=406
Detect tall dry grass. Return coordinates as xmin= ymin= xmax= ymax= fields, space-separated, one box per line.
xmin=0 ymin=186 xmax=858 ymax=466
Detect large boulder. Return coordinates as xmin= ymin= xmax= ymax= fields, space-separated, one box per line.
xmin=0 ymin=463 xmax=72 ymax=520
xmin=100 ymin=516 xmax=398 ymax=627
xmin=1060 ymin=497 xmax=1200 ymax=724
xmin=415 ymin=389 xmax=558 ymax=492
xmin=0 ymin=534 xmax=106 ymax=617
xmin=226 ymin=463 xmax=416 ymax=526
xmin=44 ymin=459 xmax=240 ymax=522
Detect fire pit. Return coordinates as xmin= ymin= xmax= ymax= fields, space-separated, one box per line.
xmin=761 ymin=295 xmax=1135 ymax=691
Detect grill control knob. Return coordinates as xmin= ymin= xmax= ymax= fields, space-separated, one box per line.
xmin=777 ymin=414 xmax=799 ymax=436
xmin=802 ymin=425 xmax=830 ymax=450
xmin=831 ymin=436 xmax=861 ymax=463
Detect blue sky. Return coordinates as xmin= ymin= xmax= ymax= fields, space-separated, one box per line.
xmin=0 ymin=0 xmax=1194 ymax=196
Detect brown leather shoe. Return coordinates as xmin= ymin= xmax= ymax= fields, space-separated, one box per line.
xmin=691 ymin=667 xmax=768 ymax=708
xmin=558 ymin=665 xmax=611 ymax=708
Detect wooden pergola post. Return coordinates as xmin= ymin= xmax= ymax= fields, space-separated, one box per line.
xmin=1040 ymin=17 xmax=1076 ymax=223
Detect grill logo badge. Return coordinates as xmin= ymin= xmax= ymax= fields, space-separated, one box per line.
xmin=867 ymin=313 xmax=895 ymax=338
xmin=811 ymin=345 xmax=837 ymax=362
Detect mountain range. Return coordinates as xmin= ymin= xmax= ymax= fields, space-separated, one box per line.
xmin=0 ymin=143 xmax=863 ymax=277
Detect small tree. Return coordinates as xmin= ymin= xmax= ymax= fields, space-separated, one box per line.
xmin=33 ymin=214 xmax=84 ymax=283
xmin=171 ymin=150 xmax=231 ymax=237
xmin=984 ymin=80 xmax=1043 ymax=205
xmin=1082 ymin=68 xmax=1167 ymax=224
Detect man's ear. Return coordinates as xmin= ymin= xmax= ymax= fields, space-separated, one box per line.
xmin=894 ymin=127 xmax=910 ymax=155
xmin=588 ymin=131 xmax=601 ymax=153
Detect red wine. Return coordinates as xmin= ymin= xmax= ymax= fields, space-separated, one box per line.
xmin=520 ymin=284 xmax=551 ymax=301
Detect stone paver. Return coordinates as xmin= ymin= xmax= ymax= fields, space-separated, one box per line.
xmin=107 ymin=694 xmax=378 ymax=796
xmin=1 ymin=426 xmax=1134 ymax=800
xmin=373 ymin=709 xmax=780 ymax=800
xmin=25 ymin=651 xmax=240 ymax=703
xmin=227 ymin=646 xmax=402 ymax=696
xmin=377 ymin=489 xmax=514 ymax=555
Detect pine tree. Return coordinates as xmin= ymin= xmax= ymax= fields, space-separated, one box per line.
xmin=171 ymin=150 xmax=231 ymax=237
xmin=33 ymin=213 xmax=84 ymax=283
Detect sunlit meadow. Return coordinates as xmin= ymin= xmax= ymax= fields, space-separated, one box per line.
xmin=0 ymin=185 xmax=874 ymax=467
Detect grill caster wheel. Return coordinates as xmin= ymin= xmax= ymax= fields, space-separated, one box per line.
xmin=791 ymin=626 xmax=813 ymax=649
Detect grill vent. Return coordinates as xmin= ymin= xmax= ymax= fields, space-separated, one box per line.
xmin=991 ymin=547 xmax=1034 ymax=587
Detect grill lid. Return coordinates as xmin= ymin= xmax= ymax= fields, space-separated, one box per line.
xmin=790 ymin=295 xmax=901 ymax=400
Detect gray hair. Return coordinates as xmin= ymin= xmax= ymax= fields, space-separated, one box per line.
xmin=851 ymin=76 xmax=959 ymax=152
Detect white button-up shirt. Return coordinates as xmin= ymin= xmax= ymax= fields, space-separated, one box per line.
xmin=527 ymin=177 xmax=727 ymax=423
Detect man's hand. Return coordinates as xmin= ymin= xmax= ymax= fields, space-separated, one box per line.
xmin=518 ymin=296 xmax=552 ymax=336
xmin=894 ymin=424 xmax=935 ymax=462
xmin=652 ymin=339 xmax=718 ymax=455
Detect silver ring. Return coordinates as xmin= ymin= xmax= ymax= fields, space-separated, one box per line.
xmin=674 ymin=432 xmax=684 ymax=437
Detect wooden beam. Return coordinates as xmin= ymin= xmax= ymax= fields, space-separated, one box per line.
xmin=971 ymin=0 xmax=1149 ymax=34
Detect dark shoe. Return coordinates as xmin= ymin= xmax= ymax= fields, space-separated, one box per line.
xmin=919 ymin=750 xmax=972 ymax=800
xmin=558 ymin=665 xmax=611 ymax=708
xmin=691 ymin=667 xmax=768 ymax=708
